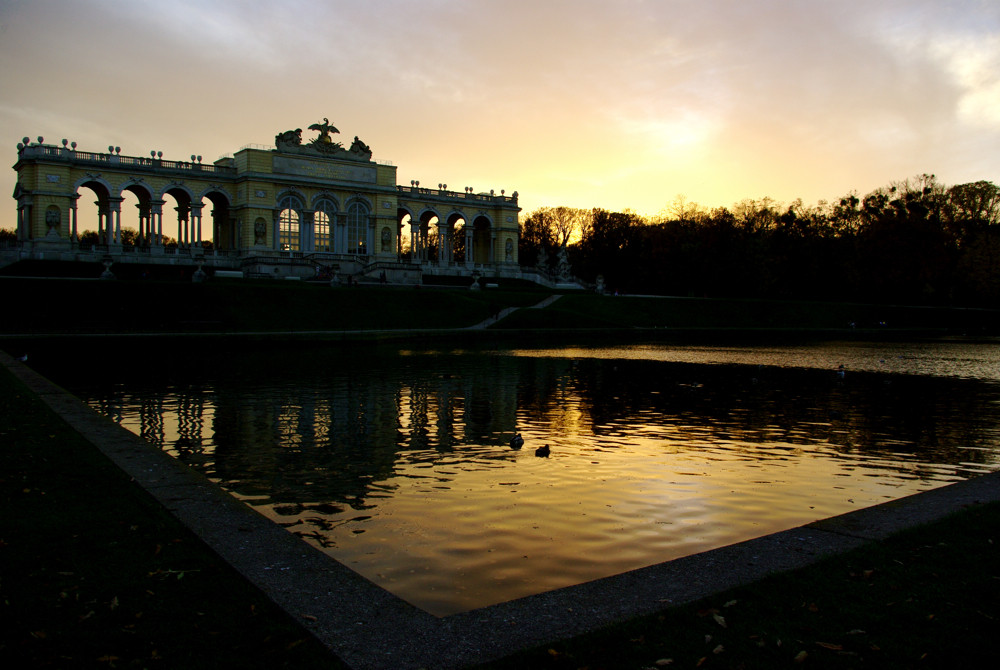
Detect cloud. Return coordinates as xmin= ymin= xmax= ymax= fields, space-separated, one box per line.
xmin=1 ymin=0 xmax=998 ymax=230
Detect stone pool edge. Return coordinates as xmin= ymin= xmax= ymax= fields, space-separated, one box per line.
xmin=4 ymin=350 xmax=999 ymax=670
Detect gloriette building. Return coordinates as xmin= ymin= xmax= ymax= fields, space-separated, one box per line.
xmin=9 ymin=120 xmax=522 ymax=283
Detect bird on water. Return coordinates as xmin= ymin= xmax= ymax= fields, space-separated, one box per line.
xmin=510 ymin=434 xmax=524 ymax=449
xmin=535 ymin=444 xmax=550 ymax=458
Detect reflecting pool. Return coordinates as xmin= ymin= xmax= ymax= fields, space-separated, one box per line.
xmin=37 ymin=339 xmax=1000 ymax=615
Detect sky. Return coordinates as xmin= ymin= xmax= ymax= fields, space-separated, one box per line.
xmin=2 ymin=0 xmax=999 ymax=233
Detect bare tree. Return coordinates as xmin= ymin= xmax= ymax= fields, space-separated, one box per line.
xmin=538 ymin=206 xmax=590 ymax=246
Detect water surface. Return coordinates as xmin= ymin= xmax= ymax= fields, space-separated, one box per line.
xmin=39 ymin=339 xmax=1000 ymax=615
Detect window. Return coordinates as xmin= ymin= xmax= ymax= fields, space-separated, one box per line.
xmin=278 ymin=196 xmax=302 ymax=251
xmin=347 ymin=201 xmax=369 ymax=255
xmin=314 ymin=199 xmax=336 ymax=252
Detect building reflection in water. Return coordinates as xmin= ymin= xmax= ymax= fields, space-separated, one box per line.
xmin=55 ymin=343 xmax=1000 ymax=614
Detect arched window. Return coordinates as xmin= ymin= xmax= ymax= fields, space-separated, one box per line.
xmin=278 ymin=195 xmax=302 ymax=251
xmin=347 ymin=200 xmax=370 ymax=255
xmin=314 ymin=199 xmax=336 ymax=252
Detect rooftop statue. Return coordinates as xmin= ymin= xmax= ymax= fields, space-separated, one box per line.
xmin=308 ymin=118 xmax=341 ymax=146
xmin=349 ymin=135 xmax=373 ymax=160
xmin=275 ymin=128 xmax=302 ymax=148
xmin=274 ymin=119 xmax=372 ymax=161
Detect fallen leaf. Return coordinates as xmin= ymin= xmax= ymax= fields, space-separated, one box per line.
xmin=654 ymin=659 xmax=673 ymax=666
xmin=110 ymin=596 xmax=119 ymax=611
xmin=723 ymin=599 xmax=738 ymax=608
xmin=794 ymin=650 xmax=808 ymax=663
xmin=713 ymin=613 xmax=727 ymax=628
xmin=816 ymin=642 xmax=843 ymax=651
xmin=712 ymin=644 xmax=724 ymax=655
xmin=301 ymin=614 xmax=318 ymax=622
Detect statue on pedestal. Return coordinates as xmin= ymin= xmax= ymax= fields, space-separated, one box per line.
xmin=556 ymin=244 xmax=571 ymax=281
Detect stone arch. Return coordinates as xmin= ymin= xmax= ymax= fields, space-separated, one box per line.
xmin=414 ymin=208 xmax=441 ymax=263
xmin=118 ymin=182 xmax=153 ymax=246
xmin=446 ymin=211 xmax=468 ymax=264
xmin=311 ymin=192 xmax=340 ymax=210
xmin=162 ymin=185 xmax=194 ymax=247
xmin=396 ymin=207 xmax=416 ymax=257
xmin=73 ymin=176 xmax=114 ymax=245
xmin=201 ymin=189 xmax=233 ymax=250
xmin=471 ymin=214 xmax=493 ymax=265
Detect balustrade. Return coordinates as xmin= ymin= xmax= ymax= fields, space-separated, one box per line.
xmin=16 ymin=145 xmax=236 ymax=175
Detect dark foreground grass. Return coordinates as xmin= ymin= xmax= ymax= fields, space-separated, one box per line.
xmin=0 ymin=367 xmax=342 ymax=669
xmin=525 ymin=295 xmax=1000 ymax=333
xmin=4 ymin=276 xmax=999 ymax=337
xmin=0 ymin=277 xmax=541 ymax=335
xmin=478 ymin=503 xmax=1000 ymax=670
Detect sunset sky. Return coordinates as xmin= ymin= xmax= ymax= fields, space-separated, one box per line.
xmin=2 ymin=0 xmax=999 ymax=233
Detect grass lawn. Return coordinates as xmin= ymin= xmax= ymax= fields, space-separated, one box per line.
xmin=3 ymin=276 xmax=999 ymax=337
xmin=0 ymin=277 xmax=541 ymax=334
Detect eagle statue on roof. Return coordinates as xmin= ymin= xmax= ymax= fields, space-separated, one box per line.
xmin=308 ymin=118 xmax=340 ymax=145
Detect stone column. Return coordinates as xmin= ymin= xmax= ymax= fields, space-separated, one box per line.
xmin=16 ymin=203 xmax=27 ymax=241
xmin=151 ymin=201 xmax=164 ymax=246
xmin=137 ymin=202 xmax=150 ymax=245
xmin=367 ymin=215 xmax=376 ymax=257
xmin=69 ymin=196 xmax=79 ymax=242
xmin=438 ymin=221 xmax=449 ymax=265
xmin=465 ymin=226 xmax=473 ymax=267
xmin=96 ymin=200 xmax=107 ymax=244
xmin=109 ymin=197 xmax=123 ymax=245
xmin=190 ymin=202 xmax=204 ymax=247
xmin=176 ymin=205 xmax=190 ymax=247
xmin=301 ymin=210 xmax=314 ymax=252
xmin=336 ymin=212 xmax=347 ymax=253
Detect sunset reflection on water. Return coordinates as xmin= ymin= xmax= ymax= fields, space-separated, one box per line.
xmin=51 ymin=340 xmax=1000 ymax=615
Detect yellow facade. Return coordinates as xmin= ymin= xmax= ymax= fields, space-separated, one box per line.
xmin=11 ymin=125 xmax=521 ymax=282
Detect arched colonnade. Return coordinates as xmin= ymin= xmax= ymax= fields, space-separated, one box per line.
xmin=397 ymin=207 xmax=497 ymax=266
xmin=68 ymin=176 xmax=233 ymax=249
